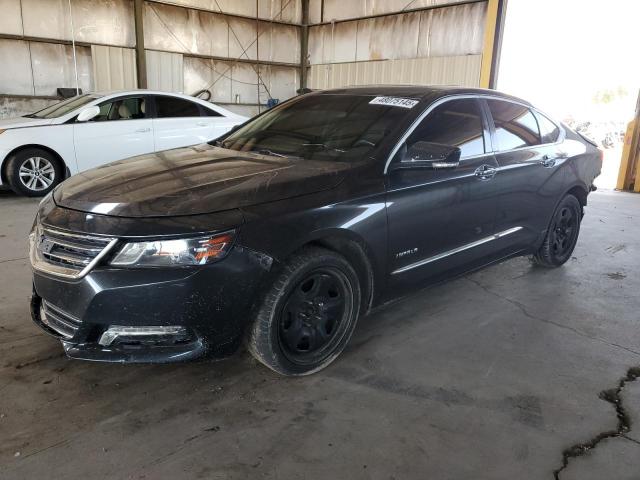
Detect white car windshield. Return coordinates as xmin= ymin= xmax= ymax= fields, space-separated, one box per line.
xmin=25 ymin=94 xmax=101 ymax=119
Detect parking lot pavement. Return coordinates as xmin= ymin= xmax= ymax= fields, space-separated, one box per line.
xmin=1 ymin=189 xmax=639 ymax=479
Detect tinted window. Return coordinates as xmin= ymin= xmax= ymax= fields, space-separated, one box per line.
xmin=91 ymin=97 xmax=147 ymax=122
xmin=200 ymin=105 xmax=222 ymax=117
xmin=220 ymin=94 xmax=413 ymax=161
xmin=535 ymin=111 xmax=560 ymax=143
xmin=156 ymin=96 xmax=201 ymax=118
xmin=406 ymin=98 xmax=485 ymax=158
xmin=487 ymin=100 xmax=541 ymax=151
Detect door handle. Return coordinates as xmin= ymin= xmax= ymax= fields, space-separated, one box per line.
xmin=196 ymin=122 xmax=208 ymax=127
xmin=540 ymin=155 xmax=556 ymax=167
xmin=135 ymin=127 xmax=151 ymax=133
xmin=475 ymin=164 xmax=497 ymax=179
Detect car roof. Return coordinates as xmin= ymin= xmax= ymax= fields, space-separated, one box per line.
xmin=315 ymin=85 xmax=532 ymax=106
xmin=93 ymin=89 xmax=199 ymax=99
xmin=90 ymin=90 xmax=245 ymax=118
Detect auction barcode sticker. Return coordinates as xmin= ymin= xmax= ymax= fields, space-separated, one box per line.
xmin=369 ymin=96 xmax=419 ymax=109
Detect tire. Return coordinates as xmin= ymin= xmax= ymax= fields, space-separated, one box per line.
xmin=248 ymin=247 xmax=361 ymax=376
xmin=6 ymin=148 xmax=63 ymax=197
xmin=532 ymin=194 xmax=582 ymax=268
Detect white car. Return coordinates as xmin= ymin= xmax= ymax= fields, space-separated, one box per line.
xmin=0 ymin=90 xmax=248 ymax=196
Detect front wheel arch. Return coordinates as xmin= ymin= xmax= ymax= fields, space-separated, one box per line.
xmin=305 ymin=235 xmax=376 ymax=315
xmin=2 ymin=144 xmax=68 ymax=185
xmin=247 ymin=246 xmax=363 ymax=375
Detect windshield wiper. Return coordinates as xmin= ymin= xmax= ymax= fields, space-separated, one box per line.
xmin=22 ymin=114 xmax=38 ymax=118
xmin=213 ymin=141 xmax=293 ymax=158
xmin=252 ymin=148 xmax=291 ymax=158
xmin=302 ymin=143 xmax=346 ymax=153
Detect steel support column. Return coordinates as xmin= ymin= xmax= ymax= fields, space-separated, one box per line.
xmin=134 ymin=0 xmax=147 ymax=89
xmin=479 ymin=0 xmax=507 ymax=89
xmin=300 ymin=0 xmax=310 ymax=90
xmin=616 ymin=91 xmax=640 ymax=191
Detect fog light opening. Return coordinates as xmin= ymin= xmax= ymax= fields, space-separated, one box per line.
xmin=98 ymin=326 xmax=188 ymax=347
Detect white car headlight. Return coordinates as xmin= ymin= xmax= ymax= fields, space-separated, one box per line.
xmin=110 ymin=231 xmax=234 ymax=267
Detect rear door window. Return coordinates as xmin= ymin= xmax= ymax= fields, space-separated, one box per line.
xmin=487 ymin=99 xmax=541 ymax=151
xmin=406 ymin=98 xmax=486 ymax=158
xmin=534 ymin=111 xmax=560 ymax=144
xmin=155 ymin=96 xmax=201 ymax=118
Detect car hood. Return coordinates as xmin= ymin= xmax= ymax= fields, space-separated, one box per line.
xmin=54 ymin=144 xmax=351 ymax=217
xmin=0 ymin=116 xmax=56 ymax=129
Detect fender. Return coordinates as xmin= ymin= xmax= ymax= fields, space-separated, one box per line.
xmin=0 ymin=124 xmax=77 ymax=185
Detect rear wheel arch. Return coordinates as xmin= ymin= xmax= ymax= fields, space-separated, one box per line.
xmin=535 ymin=185 xmax=587 ymax=252
xmin=532 ymin=193 xmax=582 ymax=268
xmin=566 ymin=184 xmax=588 ymax=210
xmin=2 ymin=144 xmax=69 ymax=184
xmin=543 ymin=183 xmax=588 ymax=222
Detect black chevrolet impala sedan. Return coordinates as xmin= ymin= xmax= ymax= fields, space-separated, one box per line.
xmin=29 ymin=86 xmax=602 ymax=375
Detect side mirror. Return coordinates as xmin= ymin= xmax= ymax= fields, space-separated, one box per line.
xmin=392 ymin=141 xmax=461 ymax=170
xmin=76 ymin=105 xmax=100 ymax=122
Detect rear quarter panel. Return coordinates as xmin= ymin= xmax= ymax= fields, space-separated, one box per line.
xmin=563 ymin=129 xmax=602 ymax=191
xmin=537 ymin=132 xmax=601 ymax=245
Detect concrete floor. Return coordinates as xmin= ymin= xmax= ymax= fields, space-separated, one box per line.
xmin=1 ymin=189 xmax=639 ymax=479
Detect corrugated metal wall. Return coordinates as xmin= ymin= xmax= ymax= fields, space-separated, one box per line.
xmin=3 ymin=0 xmax=135 ymax=46
xmin=0 ymin=0 xmax=302 ymax=118
xmin=0 ymin=39 xmax=93 ymax=96
xmin=309 ymin=55 xmax=482 ymax=89
xmin=146 ymin=50 xmax=184 ymax=92
xmin=307 ymin=1 xmax=487 ymax=89
xmin=161 ymin=0 xmax=302 ymax=23
xmin=0 ymin=0 xmax=488 ymax=118
xmin=0 ymin=0 xmax=134 ymax=113
xmin=143 ymin=1 xmax=301 ymax=115
xmin=143 ymin=3 xmax=300 ymax=63
xmin=91 ymin=45 xmax=138 ymax=91
xmin=308 ymin=0 xmax=474 ymax=23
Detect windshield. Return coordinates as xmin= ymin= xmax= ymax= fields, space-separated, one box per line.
xmin=26 ymin=94 xmax=100 ymax=119
xmin=217 ymin=94 xmax=418 ymax=161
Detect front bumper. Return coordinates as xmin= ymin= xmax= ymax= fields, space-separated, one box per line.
xmin=31 ymin=246 xmax=270 ymax=363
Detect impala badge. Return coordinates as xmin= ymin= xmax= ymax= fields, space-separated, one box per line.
xmin=396 ymin=248 xmax=419 ymax=259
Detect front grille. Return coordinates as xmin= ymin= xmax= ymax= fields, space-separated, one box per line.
xmin=30 ymin=225 xmax=118 ymax=279
xmin=40 ymin=228 xmax=111 ymax=269
xmin=40 ymin=300 xmax=82 ymax=339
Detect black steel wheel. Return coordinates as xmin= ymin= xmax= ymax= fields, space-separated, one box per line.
xmin=532 ymin=194 xmax=582 ymax=268
xmin=278 ymin=268 xmax=352 ymax=365
xmin=248 ymin=247 xmax=361 ymax=376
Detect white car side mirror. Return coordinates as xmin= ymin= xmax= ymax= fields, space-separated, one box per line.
xmin=76 ymin=105 xmax=100 ymax=122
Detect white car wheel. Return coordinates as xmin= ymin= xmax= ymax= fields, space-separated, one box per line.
xmin=6 ymin=148 xmax=62 ymax=197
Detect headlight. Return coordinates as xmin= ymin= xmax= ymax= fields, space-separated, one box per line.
xmin=110 ymin=231 xmax=234 ymax=267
